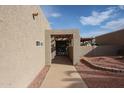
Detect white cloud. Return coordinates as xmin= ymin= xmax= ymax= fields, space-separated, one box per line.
xmin=119 ymin=5 xmax=124 ymax=10
xmin=41 ymin=6 xmax=62 ymax=18
xmin=49 ymin=22 xmax=53 ymax=25
xmin=102 ymin=18 xmax=124 ymax=31
xmin=50 ymin=13 xmax=61 ymax=18
xmin=80 ymin=8 xmax=114 ymax=26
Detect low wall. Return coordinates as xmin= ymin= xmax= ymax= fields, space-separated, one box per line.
xmin=80 ymin=45 xmax=124 ymax=57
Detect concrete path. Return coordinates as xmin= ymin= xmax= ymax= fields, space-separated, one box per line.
xmin=40 ymin=56 xmax=87 ymax=88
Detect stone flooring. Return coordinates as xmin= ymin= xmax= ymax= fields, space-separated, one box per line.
xmin=40 ymin=56 xmax=87 ymax=88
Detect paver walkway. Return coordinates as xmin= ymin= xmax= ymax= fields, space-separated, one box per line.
xmin=40 ymin=56 xmax=87 ymax=88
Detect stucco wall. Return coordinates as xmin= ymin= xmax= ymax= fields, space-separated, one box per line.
xmin=0 ymin=6 xmax=50 ymax=87
xmin=95 ymin=29 xmax=124 ymax=45
xmin=80 ymin=46 xmax=94 ymax=57
xmin=68 ymin=46 xmax=73 ymax=61
xmin=51 ymin=36 xmax=56 ymax=59
xmin=45 ymin=30 xmax=51 ymax=65
xmin=73 ymin=30 xmax=80 ymax=65
xmin=46 ymin=29 xmax=80 ymax=65
xmin=80 ymin=45 xmax=124 ymax=57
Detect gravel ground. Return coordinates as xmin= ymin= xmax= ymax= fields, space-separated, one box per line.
xmin=86 ymin=56 xmax=124 ymax=69
xmin=75 ymin=60 xmax=124 ymax=88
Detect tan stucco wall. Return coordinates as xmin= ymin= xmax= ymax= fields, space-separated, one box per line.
xmin=73 ymin=30 xmax=80 ymax=65
xmin=51 ymin=36 xmax=56 ymax=59
xmin=45 ymin=30 xmax=52 ymax=65
xmin=95 ymin=29 xmax=124 ymax=45
xmin=0 ymin=6 xmax=50 ymax=87
xmin=80 ymin=45 xmax=124 ymax=57
xmin=68 ymin=46 xmax=73 ymax=61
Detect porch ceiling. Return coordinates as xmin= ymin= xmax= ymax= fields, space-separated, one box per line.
xmin=51 ymin=34 xmax=73 ymax=40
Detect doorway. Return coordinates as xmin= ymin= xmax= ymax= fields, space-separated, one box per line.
xmin=51 ymin=34 xmax=74 ymax=65
xmin=56 ymin=40 xmax=68 ymax=56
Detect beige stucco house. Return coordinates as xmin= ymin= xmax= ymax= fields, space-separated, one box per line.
xmin=0 ymin=5 xmax=80 ymax=87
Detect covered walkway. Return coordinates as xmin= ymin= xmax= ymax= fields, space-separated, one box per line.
xmin=40 ymin=56 xmax=87 ymax=88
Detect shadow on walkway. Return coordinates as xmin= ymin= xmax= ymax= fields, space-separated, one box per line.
xmin=62 ymin=78 xmax=86 ymax=88
xmin=41 ymin=56 xmax=87 ymax=88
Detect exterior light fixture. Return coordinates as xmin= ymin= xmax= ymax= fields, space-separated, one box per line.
xmin=32 ymin=12 xmax=38 ymax=20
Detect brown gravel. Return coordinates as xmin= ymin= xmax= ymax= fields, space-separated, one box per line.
xmin=75 ymin=60 xmax=124 ymax=88
xmin=86 ymin=56 xmax=124 ymax=69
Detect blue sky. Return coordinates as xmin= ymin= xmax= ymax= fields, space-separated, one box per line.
xmin=41 ymin=5 xmax=124 ymax=37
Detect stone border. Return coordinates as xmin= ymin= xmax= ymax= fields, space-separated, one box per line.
xmin=81 ymin=57 xmax=124 ymax=73
xmin=28 ymin=65 xmax=50 ymax=88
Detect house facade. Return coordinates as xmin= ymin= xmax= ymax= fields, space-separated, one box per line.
xmin=0 ymin=6 xmax=80 ymax=87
